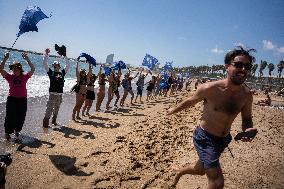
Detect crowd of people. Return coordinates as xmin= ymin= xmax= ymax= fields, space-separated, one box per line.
xmin=1 ymin=46 xmax=282 ymax=188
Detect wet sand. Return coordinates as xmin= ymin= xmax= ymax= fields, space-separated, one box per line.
xmin=2 ymin=89 xmax=284 ymax=189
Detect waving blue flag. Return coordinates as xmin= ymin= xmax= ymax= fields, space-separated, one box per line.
xmin=160 ymin=70 xmax=169 ymax=79
xmin=118 ymin=60 xmax=126 ymax=69
xmin=17 ymin=6 xmax=50 ymax=37
xmin=185 ymin=72 xmax=190 ymax=78
xmin=142 ymin=54 xmax=158 ymax=70
xmin=104 ymin=67 xmax=112 ymax=76
xmin=164 ymin=61 xmax=173 ymax=70
xmin=77 ymin=53 xmax=96 ymax=66
xmin=111 ymin=60 xmax=126 ymax=70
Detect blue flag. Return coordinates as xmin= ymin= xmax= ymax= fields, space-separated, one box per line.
xmin=104 ymin=67 xmax=112 ymax=76
xmin=142 ymin=54 xmax=158 ymax=70
xmin=111 ymin=60 xmax=126 ymax=70
xmin=160 ymin=70 xmax=169 ymax=79
xmin=185 ymin=72 xmax=190 ymax=78
xmin=164 ymin=61 xmax=173 ymax=70
xmin=17 ymin=6 xmax=50 ymax=37
xmin=77 ymin=53 xmax=96 ymax=66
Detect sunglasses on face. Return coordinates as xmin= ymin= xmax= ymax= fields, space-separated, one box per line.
xmin=230 ymin=61 xmax=252 ymax=71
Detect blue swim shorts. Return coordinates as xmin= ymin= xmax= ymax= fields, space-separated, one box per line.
xmin=193 ymin=126 xmax=232 ymax=169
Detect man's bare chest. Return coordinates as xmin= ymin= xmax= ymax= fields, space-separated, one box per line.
xmin=207 ymin=93 xmax=246 ymax=115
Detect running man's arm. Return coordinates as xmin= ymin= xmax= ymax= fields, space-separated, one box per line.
xmin=23 ymin=53 xmax=35 ymax=77
xmin=167 ymin=84 xmax=207 ymax=115
xmin=241 ymin=92 xmax=254 ymax=131
xmin=0 ymin=52 xmax=9 ymax=77
xmin=43 ymin=48 xmax=49 ymax=72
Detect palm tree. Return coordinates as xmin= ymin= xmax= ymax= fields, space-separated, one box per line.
xmin=267 ymin=63 xmax=275 ymax=77
xmin=277 ymin=60 xmax=284 ymax=78
xmin=259 ymin=60 xmax=268 ymax=77
xmin=251 ymin=64 xmax=258 ymax=77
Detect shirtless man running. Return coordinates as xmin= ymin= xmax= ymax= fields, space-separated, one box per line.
xmin=167 ymin=46 xmax=258 ymax=189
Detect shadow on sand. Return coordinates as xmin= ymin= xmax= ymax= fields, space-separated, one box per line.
xmin=80 ymin=120 xmax=120 ymax=129
xmin=49 ymin=155 xmax=93 ymax=176
xmin=53 ymin=126 xmax=96 ymax=139
xmin=16 ymin=135 xmax=55 ymax=154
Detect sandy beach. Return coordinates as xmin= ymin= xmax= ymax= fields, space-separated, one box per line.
xmin=2 ymin=88 xmax=284 ymax=189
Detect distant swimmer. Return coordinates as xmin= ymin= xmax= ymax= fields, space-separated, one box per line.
xmin=167 ymin=46 xmax=258 ymax=189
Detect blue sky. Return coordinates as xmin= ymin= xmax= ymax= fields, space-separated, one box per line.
xmin=0 ymin=0 xmax=284 ymax=68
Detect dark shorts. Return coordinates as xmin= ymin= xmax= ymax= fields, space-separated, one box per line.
xmin=137 ymin=86 xmax=143 ymax=95
xmin=193 ymin=126 xmax=232 ymax=169
xmin=86 ymin=90 xmax=95 ymax=100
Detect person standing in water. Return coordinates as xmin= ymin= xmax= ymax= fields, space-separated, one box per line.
xmin=96 ymin=65 xmax=107 ymax=111
xmin=72 ymin=61 xmax=91 ymax=120
xmin=120 ymin=67 xmax=139 ymax=106
xmin=0 ymin=52 xmax=35 ymax=141
xmin=82 ymin=64 xmax=97 ymax=116
xmin=167 ymin=46 xmax=258 ymax=189
xmin=42 ymin=48 xmax=69 ymax=128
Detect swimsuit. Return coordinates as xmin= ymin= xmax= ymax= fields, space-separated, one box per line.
xmin=193 ymin=126 xmax=232 ymax=169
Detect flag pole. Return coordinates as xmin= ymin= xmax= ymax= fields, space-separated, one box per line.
xmin=11 ymin=36 xmax=19 ymax=49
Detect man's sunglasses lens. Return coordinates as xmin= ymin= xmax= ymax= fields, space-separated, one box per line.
xmin=232 ymin=62 xmax=252 ymax=70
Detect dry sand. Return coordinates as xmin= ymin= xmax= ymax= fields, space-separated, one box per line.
xmin=3 ymin=90 xmax=284 ymax=189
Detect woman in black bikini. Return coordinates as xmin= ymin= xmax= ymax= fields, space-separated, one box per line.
xmin=113 ymin=68 xmax=122 ymax=107
xmin=82 ymin=64 xmax=97 ymax=116
xmin=105 ymin=70 xmax=115 ymax=110
xmin=96 ymin=66 xmax=107 ymax=111
xmin=72 ymin=62 xmax=91 ymax=120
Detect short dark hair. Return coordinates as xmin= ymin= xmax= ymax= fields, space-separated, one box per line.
xmin=224 ymin=46 xmax=256 ymax=65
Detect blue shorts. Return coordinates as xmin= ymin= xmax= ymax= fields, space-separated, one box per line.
xmin=193 ymin=126 xmax=232 ymax=169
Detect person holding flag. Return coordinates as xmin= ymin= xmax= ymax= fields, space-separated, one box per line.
xmin=42 ymin=48 xmax=70 ymax=128
xmin=0 ymin=52 xmax=35 ymax=141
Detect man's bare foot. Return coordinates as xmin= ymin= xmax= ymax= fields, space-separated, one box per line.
xmin=172 ymin=166 xmax=182 ymax=187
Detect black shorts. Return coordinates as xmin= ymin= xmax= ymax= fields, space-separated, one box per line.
xmin=86 ymin=90 xmax=95 ymax=100
xmin=146 ymin=86 xmax=154 ymax=92
xmin=193 ymin=126 xmax=232 ymax=169
xmin=137 ymin=86 xmax=143 ymax=95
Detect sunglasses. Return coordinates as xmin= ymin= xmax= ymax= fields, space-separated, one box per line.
xmin=230 ymin=61 xmax=252 ymax=71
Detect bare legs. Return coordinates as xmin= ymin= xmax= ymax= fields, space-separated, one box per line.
xmin=106 ymin=88 xmax=114 ymax=110
xmin=114 ymin=92 xmax=120 ymax=107
xmin=173 ymin=160 xmax=224 ymax=189
xmin=82 ymin=99 xmax=93 ymax=116
xmin=72 ymin=93 xmax=85 ymax=120
xmin=120 ymin=90 xmax=128 ymax=106
xmin=96 ymin=91 xmax=105 ymax=111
